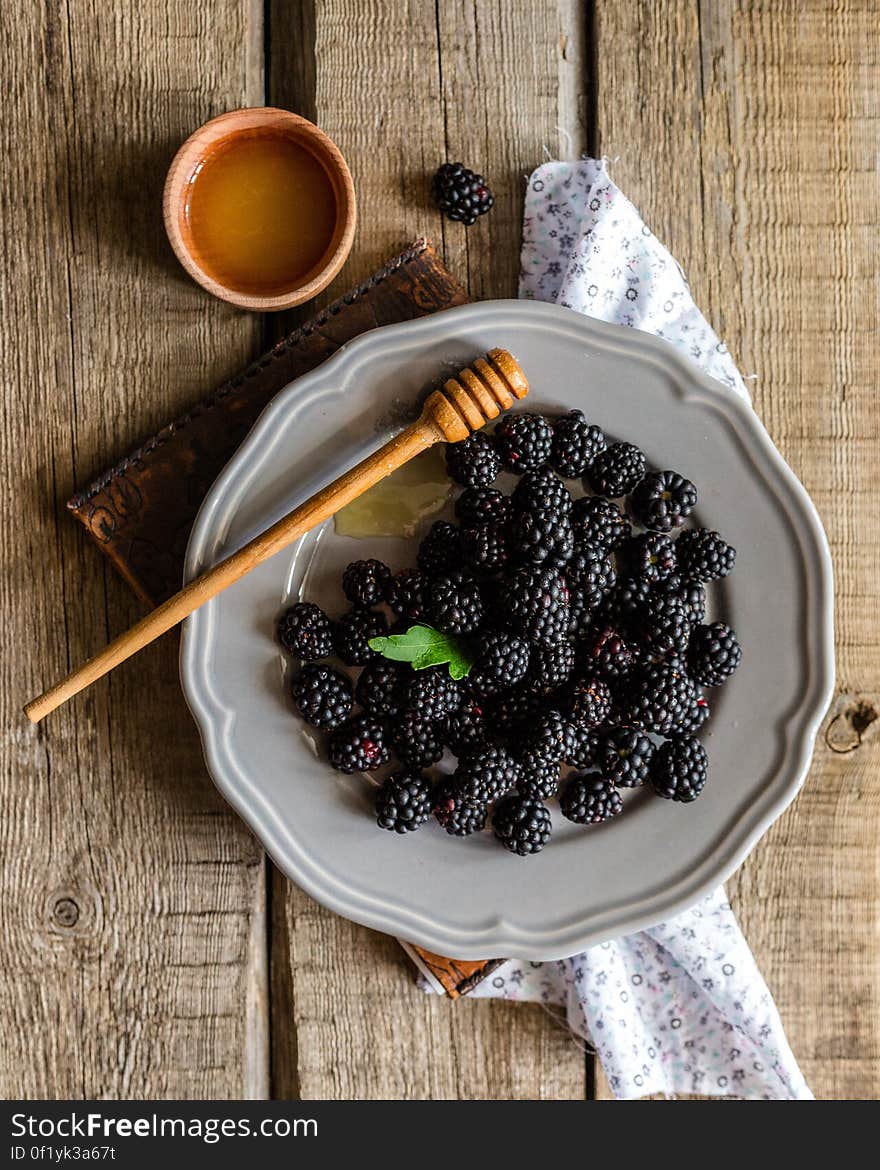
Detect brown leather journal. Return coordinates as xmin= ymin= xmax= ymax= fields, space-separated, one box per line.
xmin=67 ymin=239 xmax=502 ymax=998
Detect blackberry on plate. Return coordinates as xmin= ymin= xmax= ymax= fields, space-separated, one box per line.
xmin=622 ymin=532 xmax=676 ymax=585
xmin=580 ymin=626 xmax=638 ymax=682
xmin=571 ymin=495 xmax=631 ymax=551
xmin=650 ymin=736 xmax=708 ymax=803
xmin=638 ymin=591 xmax=693 ymax=656
xmin=657 ymin=574 xmax=706 ymax=625
xmin=394 ymin=710 xmax=445 ymax=769
xmin=625 ymin=661 xmax=699 ymax=736
xmin=527 ymin=639 xmax=575 ymax=693
xmin=493 ymin=794 xmax=552 ymax=855
xmin=455 ymin=744 xmax=522 ymax=803
xmin=402 ymin=666 xmax=461 ymax=721
xmin=601 ymin=574 xmax=652 ymax=633
xmin=426 ymin=569 xmax=484 ymax=634
xmin=688 ymin=622 xmax=742 ymax=686
xmin=446 ymin=431 xmax=501 ymax=488
xmin=597 ymin=726 xmax=655 ymax=787
xmin=676 ymin=528 xmax=736 ymax=582
xmin=431 ymin=162 xmax=495 ymax=226
xmin=470 ymin=631 xmax=530 ymax=696
xmin=560 ymin=774 xmax=623 ymax=825
xmin=587 ymin=441 xmax=647 ymax=498
xmin=501 ymin=565 xmax=571 ymax=645
xmin=550 ymin=410 xmax=606 ymax=478
xmin=491 ymin=685 xmax=547 ymax=740
xmin=291 ymin=663 xmax=353 ymax=729
xmin=328 ymin=715 xmax=390 ymax=773
xmin=494 ymin=412 xmax=553 ymax=472
xmin=334 ymin=608 xmax=388 ymax=666
xmin=518 ymin=756 xmax=561 ymax=800
xmin=510 ymin=508 xmax=574 ymax=567
xmin=432 ymin=777 xmax=488 ymax=836
xmin=517 ymin=709 xmax=572 ymax=766
xmin=455 ymin=486 xmax=513 ymax=526
xmin=565 ymin=543 xmax=616 ymax=612
xmin=460 ymin=519 xmax=509 ymax=575
xmin=342 ymin=558 xmax=392 ymax=608
xmin=565 ymin=675 xmax=613 ymax=728
xmin=444 ymin=691 xmax=491 ymax=755
xmin=278 ymin=602 xmax=334 ymax=660
xmin=356 ymin=660 xmax=405 ymax=718
xmin=679 ymin=694 xmax=711 ymax=736
xmin=512 ymin=467 xmax=572 ymax=517
xmin=564 ymin=724 xmax=601 ymax=769
xmin=417 ymin=520 xmax=461 ymax=577
xmin=384 ymin=568 xmax=428 ymax=621
xmin=375 ymin=771 xmax=432 ymax=833
xmin=630 ymin=470 xmax=698 ymax=532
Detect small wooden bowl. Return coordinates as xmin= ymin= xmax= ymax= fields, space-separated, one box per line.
xmin=163 ymin=107 xmax=356 ymax=311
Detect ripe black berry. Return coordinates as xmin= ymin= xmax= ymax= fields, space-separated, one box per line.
xmin=631 ymin=470 xmax=697 ymax=532
xmin=342 ymin=559 xmax=392 ymax=608
xmin=356 ymin=660 xmax=405 ymax=718
xmin=291 ymin=663 xmax=353 ymax=729
xmin=469 ymin=632 xmax=530 ymax=696
xmin=650 ymin=737 xmax=708 ymax=802
xmin=278 ymin=602 xmax=334 ymax=660
xmin=454 ymin=486 xmax=513 ymax=526
xmin=688 ymin=622 xmax=742 ymax=686
xmin=431 ymin=162 xmax=495 ymax=226
xmin=394 ymin=710 xmax=445 ymax=769
xmin=550 ymin=410 xmax=606 ymax=478
xmin=375 ymin=772 xmax=432 ymax=833
xmin=622 ymin=532 xmax=677 ymax=585
xmin=384 ymin=569 xmax=429 ymax=622
xmin=565 ymin=675 xmax=613 ymax=728
xmin=402 ymin=666 xmax=461 ymax=721
xmin=417 ymin=520 xmax=461 ymax=577
xmin=676 ymin=528 xmax=736 ymax=582
xmin=501 ymin=565 xmax=571 ymax=645
xmin=597 ymin=726 xmax=655 ymax=787
xmin=445 ymin=431 xmax=501 ymax=488
xmin=432 ymin=777 xmax=487 ymax=836
xmin=328 ymin=715 xmax=390 ymax=773
xmin=511 ymin=467 xmax=573 ymax=518
xmin=333 ymin=608 xmax=388 ymax=666
xmin=560 ymin=775 xmax=623 ymax=824
xmin=494 ymin=413 xmax=553 ymax=472
xmin=571 ymin=496 xmax=631 ymax=550
xmin=587 ymin=442 xmax=646 ymax=497
xmin=426 ymin=569 xmax=484 ymax=634
xmin=455 ymin=745 xmax=522 ymax=803
xmin=493 ymin=795 xmax=552 ymax=855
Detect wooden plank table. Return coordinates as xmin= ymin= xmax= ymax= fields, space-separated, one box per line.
xmin=2 ymin=0 xmax=877 ymax=1100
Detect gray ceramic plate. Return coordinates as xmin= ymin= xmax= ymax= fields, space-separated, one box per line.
xmin=181 ymin=300 xmax=834 ymax=960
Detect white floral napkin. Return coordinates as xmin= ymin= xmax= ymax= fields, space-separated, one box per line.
xmin=424 ymin=159 xmax=812 ymax=1101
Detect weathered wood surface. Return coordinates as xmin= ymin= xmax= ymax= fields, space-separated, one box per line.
xmin=3 ymin=0 xmax=877 ymax=1101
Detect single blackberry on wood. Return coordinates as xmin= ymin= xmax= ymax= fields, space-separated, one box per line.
xmin=460 ymin=519 xmax=510 ymax=575
xmin=625 ymin=662 xmax=699 ymax=736
xmin=375 ymin=771 xmax=432 ymax=833
xmin=571 ymin=495 xmax=632 ymax=551
xmin=333 ymin=608 xmax=388 ymax=666
xmin=342 ymin=558 xmax=392 ymax=608
xmin=676 ymin=528 xmax=736 ymax=582
xmin=328 ymin=715 xmax=390 ymax=774
xmin=431 ymin=162 xmax=495 ymax=226
xmin=426 ymin=569 xmax=484 ymax=634
xmin=383 ymin=569 xmax=428 ymax=622
xmin=550 ymin=410 xmax=606 ymax=478
xmin=565 ymin=675 xmax=613 ymax=728
xmin=630 ymin=470 xmax=698 ymax=532
xmin=597 ymin=726 xmax=655 ymax=788
xmin=493 ymin=794 xmax=552 ymax=856
xmin=494 ymin=412 xmax=553 ymax=473
xmin=402 ymin=666 xmax=461 ymax=721
xmin=501 ymin=565 xmax=571 ymax=645
xmin=527 ymin=640 xmax=575 ymax=694
xmin=356 ymin=660 xmax=405 ymax=718
xmin=580 ymin=626 xmax=638 ymax=683
xmin=511 ymin=467 xmax=573 ymax=518
xmin=560 ymin=775 xmax=623 ymax=825
xmin=454 ymin=744 xmax=522 ymax=803
xmin=517 ymin=755 xmax=561 ymax=800
xmin=688 ymin=622 xmax=742 ymax=686
xmin=622 ymin=532 xmax=677 ymax=585
xmin=454 ymin=486 xmax=513 ymax=526
xmin=469 ymin=631 xmax=530 ymax=696
xmin=432 ymin=777 xmax=487 ymax=836
xmin=565 ymin=543 xmax=616 ymax=613
xmin=443 ymin=691 xmax=491 ymax=755
xmin=650 ymin=737 xmax=709 ymax=803
xmin=394 ymin=710 xmax=445 ymax=769
xmin=417 ymin=520 xmax=461 ymax=577
xmin=639 ymin=591 xmax=694 ymax=656
xmin=278 ymin=602 xmax=334 ymax=661
xmin=445 ymin=431 xmax=501 ymax=488
xmin=657 ymin=574 xmax=707 ymax=626
xmin=510 ymin=508 xmax=574 ymax=567
xmin=291 ymin=663 xmax=353 ymax=729
xmin=587 ymin=441 xmax=647 ymax=498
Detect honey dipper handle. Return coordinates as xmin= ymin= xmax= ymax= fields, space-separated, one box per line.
xmin=24 ymin=418 xmax=440 ymax=724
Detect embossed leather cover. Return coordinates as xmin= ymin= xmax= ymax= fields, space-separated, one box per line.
xmin=67 ymin=238 xmax=500 ymax=997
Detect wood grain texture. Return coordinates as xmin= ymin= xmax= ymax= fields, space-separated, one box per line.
xmin=0 ymin=0 xmax=267 ymax=1096
xmin=269 ymin=0 xmax=590 ymax=1100
xmin=593 ymin=0 xmax=880 ymax=1100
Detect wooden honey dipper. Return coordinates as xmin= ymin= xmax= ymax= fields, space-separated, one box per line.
xmin=25 ymin=348 xmax=528 ymax=724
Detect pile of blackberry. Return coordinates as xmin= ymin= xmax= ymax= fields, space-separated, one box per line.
xmin=278 ymin=408 xmax=741 ymax=856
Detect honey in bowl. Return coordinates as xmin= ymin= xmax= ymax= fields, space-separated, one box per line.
xmin=183 ymin=129 xmax=339 ymax=297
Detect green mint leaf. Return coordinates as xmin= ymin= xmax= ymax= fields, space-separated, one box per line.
xmin=368 ymin=624 xmax=473 ymax=680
